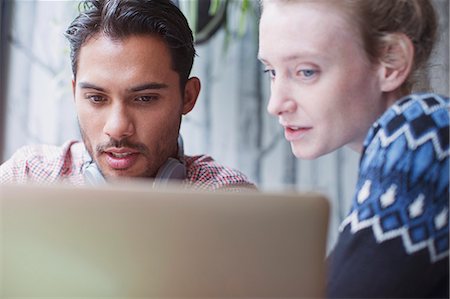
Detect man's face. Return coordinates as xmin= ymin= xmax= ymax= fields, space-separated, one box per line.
xmin=73 ymin=34 xmax=198 ymax=179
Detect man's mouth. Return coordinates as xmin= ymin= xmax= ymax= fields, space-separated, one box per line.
xmin=107 ymin=152 xmax=135 ymax=158
xmin=103 ymin=149 xmax=140 ymax=170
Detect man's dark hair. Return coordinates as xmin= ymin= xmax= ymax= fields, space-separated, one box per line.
xmin=65 ymin=0 xmax=196 ymax=87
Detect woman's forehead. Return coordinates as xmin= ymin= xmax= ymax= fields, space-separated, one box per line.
xmin=258 ymin=1 xmax=367 ymax=66
xmin=260 ymin=1 xmax=361 ymax=45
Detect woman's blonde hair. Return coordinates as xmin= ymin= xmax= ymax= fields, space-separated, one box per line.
xmin=342 ymin=0 xmax=438 ymax=95
xmin=260 ymin=0 xmax=438 ymax=95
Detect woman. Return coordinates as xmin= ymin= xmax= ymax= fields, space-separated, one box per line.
xmin=258 ymin=0 xmax=449 ymax=297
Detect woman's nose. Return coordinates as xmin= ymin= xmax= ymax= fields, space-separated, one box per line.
xmin=266 ymin=79 xmax=297 ymax=116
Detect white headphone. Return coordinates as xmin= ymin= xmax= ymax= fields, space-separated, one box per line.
xmin=83 ymin=135 xmax=186 ymax=187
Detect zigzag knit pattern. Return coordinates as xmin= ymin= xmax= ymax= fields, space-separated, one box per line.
xmin=340 ymin=93 xmax=449 ymax=263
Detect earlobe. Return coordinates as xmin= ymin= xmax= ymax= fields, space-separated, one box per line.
xmin=378 ymin=33 xmax=414 ymax=93
xmin=182 ymin=77 xmax=201 ymax=114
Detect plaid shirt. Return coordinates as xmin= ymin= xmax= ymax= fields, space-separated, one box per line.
xmin=0 ymin=140 xmax=256 ymax=191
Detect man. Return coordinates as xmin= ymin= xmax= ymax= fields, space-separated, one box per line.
xmin=0 ymin=0 xmax=255 ymax=191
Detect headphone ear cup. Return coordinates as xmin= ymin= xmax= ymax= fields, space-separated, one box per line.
xmin=84 ymin=162 xmax=106 ymax=185
xmin=153 ymin=158 xmax=187 ymax=186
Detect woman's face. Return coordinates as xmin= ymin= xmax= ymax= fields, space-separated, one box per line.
xmin=259 ymin=1 xmax=389 ymax=159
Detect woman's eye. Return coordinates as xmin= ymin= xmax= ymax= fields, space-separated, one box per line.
xmin=298 ymin=69 xmax=317 ymax=78
xmin=263 ymin=69 xmax=276 ymax=79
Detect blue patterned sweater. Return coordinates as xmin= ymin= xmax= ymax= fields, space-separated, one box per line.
xmin=327 ymin=93 xmax=449 ymax=298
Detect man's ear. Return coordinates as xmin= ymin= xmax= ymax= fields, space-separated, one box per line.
xmin=377 ymin=33 xmax=414 ymax=93
xmin=182 ymin=77 xmax=201 ymax=114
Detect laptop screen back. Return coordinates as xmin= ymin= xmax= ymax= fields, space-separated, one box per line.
xmin=1 ymin=184 xmax=329 ymax=298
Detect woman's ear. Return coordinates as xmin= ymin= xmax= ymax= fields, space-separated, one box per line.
xmin=377 ymin=33 xmax=414 ymax=93
xmin=182 ymin=77 xmax=201 ymax=115
xmin=72 ymin=79 xmax=76 ymax=97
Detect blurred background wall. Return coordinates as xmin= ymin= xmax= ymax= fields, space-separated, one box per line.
xmin=0 ymin=0 xmax=448 ymax=250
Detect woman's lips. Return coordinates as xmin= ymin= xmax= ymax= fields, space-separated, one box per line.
xmin=284 ymin=126 xmax=312 ymax=141
xmin=104 ymin=151 xmax=140 ymax=170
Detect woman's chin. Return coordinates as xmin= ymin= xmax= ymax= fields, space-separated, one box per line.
xmin=291 ymin=144 xmax=327 ymax=160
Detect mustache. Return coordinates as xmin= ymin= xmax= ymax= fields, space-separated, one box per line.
xmin=96 ymin=138 xmax=149 ymax=156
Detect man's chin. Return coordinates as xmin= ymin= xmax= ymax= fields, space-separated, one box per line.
xmin=102 ymin=169 xmax=137 ymax=179
xmin=100 ymin=167 xmax=156 ymax=181
xmin=104 ymin=174 xmax=138 ymax=184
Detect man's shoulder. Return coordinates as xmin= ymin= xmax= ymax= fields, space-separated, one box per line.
xmin=183 ymin=155 xmax=256 ymax=191
xmin=5 ymin=140 xmax=85 ymax=163
xmin=0 ymin=140 xmax=87 ymax=184
xmin=10 ymin=140 xmax=79 ymax=157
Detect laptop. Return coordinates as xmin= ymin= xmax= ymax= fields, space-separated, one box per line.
xmin=1 ymin=183 xmax=329 ymax=298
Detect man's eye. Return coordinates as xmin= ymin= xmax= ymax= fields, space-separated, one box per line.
xmin=135 ymin=95 xmax=158 ymax=102
xmin=87 ymin=95 xmax=106 ymax=103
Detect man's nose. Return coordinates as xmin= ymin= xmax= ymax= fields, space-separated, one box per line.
xmin=103 ymin=103 xmax=135 ymax=141
xmin=266 ymin=78 xmax=297 ymax=116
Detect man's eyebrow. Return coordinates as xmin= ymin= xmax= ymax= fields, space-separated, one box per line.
xmin=78 ymin=82 xmax=106 ymax=92
xmin=129 ymin=83 xmax=169 ymax=92
xmin=77 ymin=82 xmax=169 ymax=92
